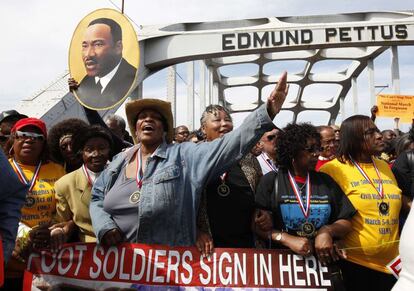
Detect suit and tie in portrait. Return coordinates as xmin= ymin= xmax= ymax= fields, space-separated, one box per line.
xmin=77 ymin=57 xmax=136 ymax=109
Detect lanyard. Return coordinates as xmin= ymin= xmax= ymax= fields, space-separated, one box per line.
xmin=136 ymin=148 xmax=144 ymax=189
xmin=12 ymin=159 xmax=42 ymax=192
xmin=219 ymin=172 xmax=228 ymax=183
xmin=287 ymin=170 xmax=311 ymax=218
xmin=349 ymin=156 xmax=384 ymax=199
xmin=82 ymin=164 xmax=93 ymax=186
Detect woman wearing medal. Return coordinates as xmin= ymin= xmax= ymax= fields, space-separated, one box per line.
xmin=50 ymin=125 xmax=113 ymax=249
xmin=3 ymin=118 xmax=65 ymax=291
xmin=89 ymin=72 xmax=288 ymax=247
xmin=320 ymin=115 xmax=403 ymax=291
xmin=195 ymin=105 xmax=263 ymax=253
xmin=255 ymin=123 xmax=355 ymax=265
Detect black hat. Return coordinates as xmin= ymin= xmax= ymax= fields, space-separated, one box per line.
xmin=0 ymin=110 xmax=27 ymax=124
xmin=72 ymin=125 xmax=114 ymax=157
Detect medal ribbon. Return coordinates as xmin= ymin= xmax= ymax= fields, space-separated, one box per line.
xmin=220 ymin=172 xmax=228 ymax=184
xmin=288 ymin=170 xmax=311 ymax=218
xmin=12 ymin=159 xmax=42 ymax=192
xmin=82 ymin=164 xmax=93 ymax=186
xmin=349 ymin=156 xmax=384 ymax=199
xmin=136 ymin=148 xmax=144 ymax=189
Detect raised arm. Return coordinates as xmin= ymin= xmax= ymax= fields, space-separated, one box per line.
xmin=184 ymin=72 xmax=289 ymax=186
xmin=267 ymin=71 xmax=289 ymax=119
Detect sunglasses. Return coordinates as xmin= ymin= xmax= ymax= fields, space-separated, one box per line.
xmin=15 ymin=131 xmax=45 ymax=141
xmin=267 ymin=135 xmax=276 ymax=141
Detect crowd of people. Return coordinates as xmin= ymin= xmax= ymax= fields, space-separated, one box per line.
xmin=0 ymin=71 xmax=413 ymax=291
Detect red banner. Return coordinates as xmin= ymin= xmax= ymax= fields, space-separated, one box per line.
xmin=24 ymin=243 xmax=333 ymax=290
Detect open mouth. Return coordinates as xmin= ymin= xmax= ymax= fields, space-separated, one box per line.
xmin=219 ymin=129 xmax=231 ymax=135
xmin=85 ymin=60 xmax=97 ymax=70
xmin=142 ymin=124 xmax=155 ymax=133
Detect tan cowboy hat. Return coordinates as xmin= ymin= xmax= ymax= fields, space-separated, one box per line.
xmin=125 ymin=98 xmax=174 ymax=144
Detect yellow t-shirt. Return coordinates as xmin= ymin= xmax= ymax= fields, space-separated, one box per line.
xmin=9 ymin=159 xmax=65 ymax=228
xmin=320 ymin=158 xmax=401 ymax=273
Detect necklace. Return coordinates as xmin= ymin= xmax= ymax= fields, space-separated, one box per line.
xmin=349 ymin=155 xmax=388 ymax=215
xmin=129 ymin=148 xmax=143 ymax=204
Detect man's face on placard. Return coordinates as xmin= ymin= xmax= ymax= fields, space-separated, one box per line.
xmin=82 ymin=23 xmax=122 ymax=77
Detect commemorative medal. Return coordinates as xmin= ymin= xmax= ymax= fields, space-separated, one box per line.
xmin=350 ymin=156 xmax=387 ymax=214
xmin=379 ymin=201 xmax=389 ymax=215
xmin=301 ymin=221 xmax=316 ymax=237
xmin=129 ymin=190 xmax=141 ymax=204
xmin=217 ymin=183 xmax=230 ymax=197
xmin=131 ymin=147 xmax=144 ymax=205
xmin=217 ymin=172 xmax=231 ymax=197
xmin=288 ymin=171 xmax=313 ymax=237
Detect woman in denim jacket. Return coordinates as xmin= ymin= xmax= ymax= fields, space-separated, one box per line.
xmin=90 ymin=72 xmax=289 ymax=247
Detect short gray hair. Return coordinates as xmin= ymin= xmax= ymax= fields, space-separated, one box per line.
xmin=105 ymin=114 xmax=126 ymax=131
xmin=200 ymin=105 xmax=232 ymax=127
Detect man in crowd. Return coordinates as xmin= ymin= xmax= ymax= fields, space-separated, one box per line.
xmin=0 ymin=110 xmax=27 ymax=152
xmin=330 ymin=124 xmax=340 ymax=152
xmin=382 ymin=129 xmax=397 ymax=143
xmin=315 ymin=125 xmax=336 ymax=171
xmin=105 ymin=114 xmax=133 ymax=144
xmin=174 ymin=125 xmax=190 ymax=143
xmin=256 ymin=128 xmax=279 ymax=174
xmin=76 ymin=18 xmax=137 ymax=109
xmin=381 ymin=129 xmax=398 ymax=163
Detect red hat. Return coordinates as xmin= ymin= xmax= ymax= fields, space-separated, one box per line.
xmin=11 ymin=118 xmax=47 ymax=138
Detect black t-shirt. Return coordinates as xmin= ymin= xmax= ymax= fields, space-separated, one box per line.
xmin=392 ymin=150 xmax=414 ymax=199
xmin=206 ymin=163 xmax=255 ymax=248
xmin=255 ymin=169 xmax=356 ymax=237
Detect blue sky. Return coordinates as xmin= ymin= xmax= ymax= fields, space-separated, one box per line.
xmin=1 ymin=0 xmax=413 ymax=131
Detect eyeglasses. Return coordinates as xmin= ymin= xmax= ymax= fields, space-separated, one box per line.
xmin=267 ymin=135 xmax=276 ymax=141
xmin=15 ymin=131 xmax=45 ymax=141
xmin=304 ymin=145 xmax=322 ymax=154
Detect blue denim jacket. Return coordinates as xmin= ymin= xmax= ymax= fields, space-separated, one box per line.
xmin=90 ymin=104 xmax=274 ymax=246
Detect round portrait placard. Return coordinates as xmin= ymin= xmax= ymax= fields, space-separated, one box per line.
xmin=69 ymin=8 xmax=139 ymax=110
